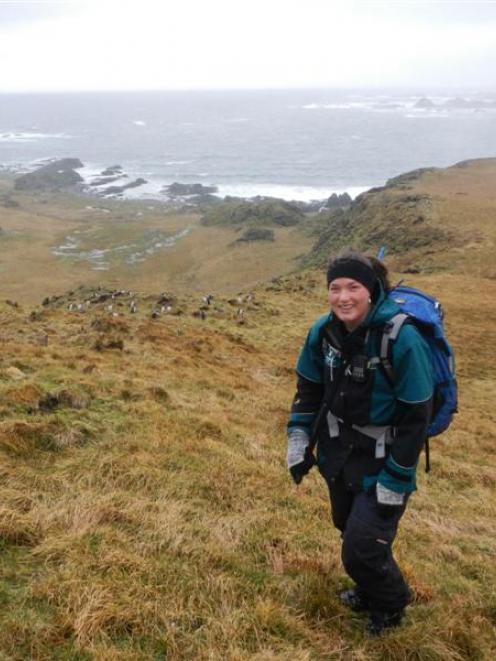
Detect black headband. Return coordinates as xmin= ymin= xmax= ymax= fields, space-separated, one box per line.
xmin=326 ymin=258 xmax=378 ymax=293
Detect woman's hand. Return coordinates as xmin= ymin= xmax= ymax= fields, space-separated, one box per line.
xmin=287 ymin=428 xmax=316 ymax=485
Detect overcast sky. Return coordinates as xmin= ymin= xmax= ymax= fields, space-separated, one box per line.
xmin=0 ymin=0 xmax=495 ymax=92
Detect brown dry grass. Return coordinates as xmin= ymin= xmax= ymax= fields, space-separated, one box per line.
xmin=0 ymin=266 xmax=495 ymax=659
xmin=387 ymin=158 xmax=496 ymax=278
xmin=0 ymin=161 xmax=495 ymax=658
xmin=0 ymin=184 xmax=311 ymax=305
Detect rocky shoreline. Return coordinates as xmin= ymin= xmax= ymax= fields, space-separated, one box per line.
xmin=4 ymin=157 xmax=353 ymax=214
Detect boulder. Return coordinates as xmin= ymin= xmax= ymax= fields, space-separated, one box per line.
xmin=444 ymin=97 xmax=470 ymax=109
xmin=101 ymin=165 xmax=123 ymax=176
xmin=90 ymin=175 xmax=127 ymax=186
xmin=164 ymin=182 xmax=219 ymax=196
xmin=236 ymin=228 xmax=275 ymax=242
xmin=414 ymin=97 xmax=435 ymax=109
xmin=325 ymin=192 xmax=352 ymax=209
xmin=14 ymin=158 xmax=84 ymax=191
xmin=101 ymin=178 xmax=147 ymax=196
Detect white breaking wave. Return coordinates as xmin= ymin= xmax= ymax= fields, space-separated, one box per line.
xmin=0 ymin=131 xmax=70 ymax=143
xmin=78 ymin=164 xmax=371 ymax=202
xmin=78 ymin=164 xmax=109 ymax=181
xmin=9 ymin=154 xmax=372 ymax=204
xmin=303 ymin=102 xmax=371 ymax=110
xmin=302 ymin=101 xmax=411 ymax=112
xmin=215 ymin=183 xmax=370 ymax=202
xmin=133 ymin=120 xmax=147 ymax=126
xmin=404 ymin=112 xmax=450 ymax=120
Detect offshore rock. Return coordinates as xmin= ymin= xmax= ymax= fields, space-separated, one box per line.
xmin=101 ymin=165 xmax=123 ymax=176
xmin=101 ymin=178 xmax=147 ymax=196
xmin=325 ymin=192 xmax=352 ymax=209
xmin=414 ymin=97 xmax=436 ymax=109
xmin=14 ymin=158 xmax=84 ymax=191
xmin=89 ymin=175 xmax=127 ymax=187
xmin=164 ymin=182 xmax=219 ymax=196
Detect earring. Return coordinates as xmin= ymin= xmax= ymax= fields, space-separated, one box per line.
xmin=368 ymin=297 xmax=372 ymax=303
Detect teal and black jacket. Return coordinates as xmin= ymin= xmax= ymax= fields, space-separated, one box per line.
xmin=288 ymin=290 xmax=434 ymax=493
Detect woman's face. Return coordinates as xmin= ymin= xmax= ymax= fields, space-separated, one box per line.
xmin=328 ymin=277 xmax=371 ymax=331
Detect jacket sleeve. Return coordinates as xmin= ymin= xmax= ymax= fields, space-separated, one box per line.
xmin=389 ymin=398 xmax=433 ymax=467
xmin=389 ymin=324 xmax=434 ymax=468
xmin=287 ymin=374 xmax=325 ymax=436
xmin=287 ymin=317 xmax=328 ymax=436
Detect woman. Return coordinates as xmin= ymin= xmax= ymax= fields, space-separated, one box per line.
xmin=287 ymin=252 xmax=433 ymax=636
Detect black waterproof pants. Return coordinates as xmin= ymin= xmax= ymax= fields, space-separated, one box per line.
xmin=325 ymin=475 xmax=412 ymax=612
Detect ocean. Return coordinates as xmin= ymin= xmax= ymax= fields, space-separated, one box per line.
xmin=1 ymin=88 xmax=495 ymax=202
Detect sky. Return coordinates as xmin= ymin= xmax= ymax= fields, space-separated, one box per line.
xmin=0 ymin=0 xmax=495 ymax=92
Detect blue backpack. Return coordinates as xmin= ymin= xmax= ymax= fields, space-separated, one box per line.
xmin=380 ymin=286 xmax=458 ymax=470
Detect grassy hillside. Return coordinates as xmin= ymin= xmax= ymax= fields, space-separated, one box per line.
xmin=0 ymin=160 xmax=495 ymax=659
xmin=306 ymin=158 xmax=496 ymax=279
xmin=0 ymin=182 xmax=311 ymax=305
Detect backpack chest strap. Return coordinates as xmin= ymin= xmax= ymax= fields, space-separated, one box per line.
xmin=326 ymin=411 xmax=393 ymax=458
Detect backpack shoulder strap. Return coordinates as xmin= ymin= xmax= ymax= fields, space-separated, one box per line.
xmin=379 ymin=312 xmax=410 ymax=385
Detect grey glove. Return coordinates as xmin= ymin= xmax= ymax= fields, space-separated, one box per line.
xmin=376 ymin=482 xmax=404 ymax=518
xmin=376 ymin=483 xmax=405 ymax=506
xmin=287 ymin=428 xmax=315 ymax=485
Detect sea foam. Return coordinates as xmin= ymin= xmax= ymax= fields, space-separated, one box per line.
xmin=215 ymin=183 xmax=369 ymax=202
xmin=0 ymin=131 xmax=70 ymax=143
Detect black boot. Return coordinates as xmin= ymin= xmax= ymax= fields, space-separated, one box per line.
xmin=339 ymin=587 xmax=369 ymax=612
xmin=365 ymin=608 xmax=405 ymax=636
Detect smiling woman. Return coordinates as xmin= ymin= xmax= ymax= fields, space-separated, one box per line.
xmin=326 ymin=256 xmax=379 ymax=331
xmin=287 ymin=251 xmax=434 ymax=636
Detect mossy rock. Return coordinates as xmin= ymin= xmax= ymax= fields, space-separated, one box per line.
xmin=14 ymin=158 xmax=84 ymax=191
xmin=236 ymin=228 xmax=275 ymax=242
xmin=201 ymin=198 xmax=304 ymax=228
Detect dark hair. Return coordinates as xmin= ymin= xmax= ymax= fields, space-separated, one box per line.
xmin=326 ymin=250 xmax=391 ymax=295
xmin=365 ymin=254 xmax=391 ymax=292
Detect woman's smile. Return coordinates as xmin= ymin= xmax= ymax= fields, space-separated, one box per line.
xmin=328 ymin=277 xmax=371 ymax=330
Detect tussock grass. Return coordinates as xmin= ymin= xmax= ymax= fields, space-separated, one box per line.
xmin=0 ymin=267 xmax=495 ymax=659
xmin=1 ymin=162 xmax=496 ymax=657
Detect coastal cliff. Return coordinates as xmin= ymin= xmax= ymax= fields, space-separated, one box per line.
xmin=304 ymin=158 xmax=496 ymax=277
